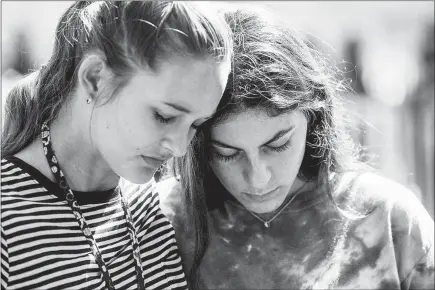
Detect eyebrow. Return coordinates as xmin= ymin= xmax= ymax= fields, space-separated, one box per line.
xmin=163 ymin=102 xmax=191 ymax=114
xmin=262 ymin=125 xmax=295 ymax=146
xmin=211 ymin=125 xmax=295 ymax=150
xmin=210 ymin=140 xmax=241 ymax=150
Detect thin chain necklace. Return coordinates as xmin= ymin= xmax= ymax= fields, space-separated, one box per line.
xmin=245 ymin=182 xmax=307 ymax=228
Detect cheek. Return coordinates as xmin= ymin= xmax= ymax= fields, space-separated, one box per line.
xmin=273 ymin=152 xmax=299 ymax=180
xmin=210 ymin=161 xmax=242 ymax=192
xmin=273 ymin=142 xmax=306 ymax=182
xmin=286 ymin=143 xmax=305 ymax=163
xmin=114 ymin=105 xmax=161 ymax=148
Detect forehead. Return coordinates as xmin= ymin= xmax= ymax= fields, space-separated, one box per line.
xmin=210 ymin=109 xmax=307 ymax=145
xmin=126 ymin=56 xmax=230 ymax=116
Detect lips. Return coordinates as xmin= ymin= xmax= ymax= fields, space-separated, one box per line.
xmin=243 ymin=187 xmax=279 ymax=201
xmin=142 ymin=156 xmax=167 ymax=169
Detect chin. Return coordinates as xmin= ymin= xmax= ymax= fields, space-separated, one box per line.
xmin=239 ymin=189 xmax=288 ymax=214
xmin=245 ymin=200 xmax=283 ymax=214
xmin=120 ymin=168 xmax=155 ymax=185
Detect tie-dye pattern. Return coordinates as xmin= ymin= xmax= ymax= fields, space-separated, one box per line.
xmin=158 ymin=174 xmax=434 ymax=289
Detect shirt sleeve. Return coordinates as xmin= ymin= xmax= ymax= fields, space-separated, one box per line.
xmin=157 ymin=178 xmax=195 ymax=276
xmin=389 ymin=187 xmax=434 ymax=290
xmin=130 ymin=181 xmax=188 ymax=290
xmin=1 ymin=226 xmax=9 ymax=290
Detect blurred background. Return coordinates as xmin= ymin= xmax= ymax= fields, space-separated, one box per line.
xmin=1 ymin=1 xmax=434 ymax=218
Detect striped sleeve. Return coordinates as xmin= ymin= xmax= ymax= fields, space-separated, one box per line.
xmin=1 ymin=226 xmax=9 ymax=290
xmin=125 ymin=182 xmax=188 ymax=290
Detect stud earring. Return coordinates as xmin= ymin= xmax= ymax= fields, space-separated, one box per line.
xmin=86 ymin=97 xmax=92 ymax=104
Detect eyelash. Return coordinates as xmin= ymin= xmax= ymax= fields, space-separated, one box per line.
xmin=155 ymin=111 xmax=174 ymax=124
xmin=212 ymin=152 xmax=237 ymax=162
xmin=269 ymin=139 xmax=292 ymax=152
xmin=155 ymin=111 xmax=203 ymax=131
xmin=213 ymin=139 xmax=292 ymax=162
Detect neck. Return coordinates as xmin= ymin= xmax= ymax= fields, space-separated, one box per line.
xmin=47 ymin=102 xmax=119 ymax=192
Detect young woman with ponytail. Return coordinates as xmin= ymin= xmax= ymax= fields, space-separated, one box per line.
xmin=1 ymin=1 xmax=232 ymax=289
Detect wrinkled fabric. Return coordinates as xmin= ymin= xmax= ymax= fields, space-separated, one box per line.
xmin=159 ymin=173 xmax=434 ymax=289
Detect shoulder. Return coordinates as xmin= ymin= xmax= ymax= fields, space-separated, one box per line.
xmin=335 ymin=172 xmax=434 ymax=288
xmin=119 ymin=179 xmax=163 ymax=224
xmin=2 ymin=158 xmax=22 ymax=177
xmin=154 ymin=177 xmax=195 ymax=268
xmin=120 ymin=177 xmax=186 ymax=225
xmin=338 ymin=172 xmax=428 ymax=218
xmin=357 ymin=173 xmax=430 ymax=216
xmin=1 ymin=157 xmax=54 ymax=201
xmin=334 ymin=171 xmax=433 ymax=244
xmin=344 ymin=172 xmax=433 ymax=250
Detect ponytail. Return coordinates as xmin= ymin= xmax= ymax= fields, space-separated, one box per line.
xmin=2 ymin=71 xmax=41 ymax=158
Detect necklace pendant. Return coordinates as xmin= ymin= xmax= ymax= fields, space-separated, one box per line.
xmin=264 ymin=221 xmax=270 ymax=228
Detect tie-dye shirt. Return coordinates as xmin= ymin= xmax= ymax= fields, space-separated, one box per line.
xmin=158 ymin=173 xmax=434 ymax=289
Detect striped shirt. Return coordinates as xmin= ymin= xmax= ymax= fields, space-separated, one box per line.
xmin=1 ymin=157 xmax=188 ymax=290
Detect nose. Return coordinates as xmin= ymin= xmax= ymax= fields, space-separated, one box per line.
xmin=161 ymin=127 xmax=195 ymax=158
xmin=243 ymin=155 xmax=271 ymax=191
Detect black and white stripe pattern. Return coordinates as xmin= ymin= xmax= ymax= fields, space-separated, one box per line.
xmin=1 ymin=158 xmax=187 ymax=290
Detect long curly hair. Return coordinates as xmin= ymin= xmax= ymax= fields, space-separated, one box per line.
xmin=172 ymin=6 xmax=373 ymax=289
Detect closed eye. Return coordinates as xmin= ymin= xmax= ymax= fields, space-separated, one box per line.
xmin=265 ymin=138 xmax=292 ymax=152
xmin=155 ymin=111 xmax=175 ymax=124
xmin=212 ymin=149 xmax=240 ymax=162
xmin=262 ymin=128 xmax=294 ymax=153
xmin=210 ymin=144 xmax=240 ymax=162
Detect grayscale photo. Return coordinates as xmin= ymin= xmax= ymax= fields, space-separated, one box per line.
xmin=1 ymin=1 xmax=434 ymax=289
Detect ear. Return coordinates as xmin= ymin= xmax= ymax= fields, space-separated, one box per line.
xmin=77 ymin=52 xmax=112 ymax=101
